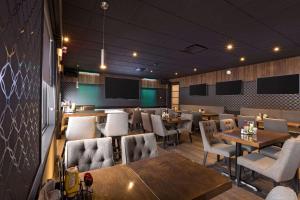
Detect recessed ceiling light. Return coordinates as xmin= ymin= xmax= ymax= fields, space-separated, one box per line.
xmin=240 ymin=57 xmax=245 ymax=62
xmin=226 ymin=70 xmax=232 ymax=75
xmin=100 ymin=64 xmax=107 ymax=70
xmin=63 ymin=36 xmax=70 ymax=43
xmin=193 ymin=68 xmax=197 ymax=72
xmin=226 ymin=43 xmax=234 ymax=50
xmin=132 ymin=51 xmax=138 ymax=57
xmin=174 ymin=72 xmax=178 ymax=76
xmin=273 ymin=46 xmax=280 ymax=52
xmin=150 ymin=70 xmax=153 ymax=73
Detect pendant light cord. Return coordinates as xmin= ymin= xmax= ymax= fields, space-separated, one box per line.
xmin=102 ymin=9 xmax=106 ymax=50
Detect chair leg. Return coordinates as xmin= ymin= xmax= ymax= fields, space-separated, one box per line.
xmin=237 ymin=165 xmax=242 ymax=186
xmin=189 ymin=132 xmax=192 ymax=143
xmin=203 ymin=151 xmax=208 ymax=166
xmin=294 ymin=170 xmax=299 ymax=194
xmin=228 ymin=157 xmax=231 ymax=177
xmin=217 ymin=155 xmax=220 ymax=162
xmin=251 ymin=170 xmax=255 ymax=180
xmin=163 ymin=136 xmax=167 ymax=149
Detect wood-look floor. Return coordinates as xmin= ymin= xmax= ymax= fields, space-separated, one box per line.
xmin=57 ymin=130 xmax=300 ymax=200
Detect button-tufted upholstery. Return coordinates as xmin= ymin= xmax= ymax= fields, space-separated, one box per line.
xmin=121 ymin=133 xmax=158 ymax=164
xmin=237 ymin=115 xmax=257 ymax=128
xmin=141 ymin=112 xmax=153 ymax=132
xmin=266 ymin=186 xmax=297 ymax=200
xmin=66 ymin=116 xmax=96 ymax=141
xmin=97 ymin=112 xmax=128 ymax=137
xmin=65 ymin=137 xmax=114 ymax=172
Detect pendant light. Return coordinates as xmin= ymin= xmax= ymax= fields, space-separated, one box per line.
xmin=100 ymin=1 xmax=109 ymax=70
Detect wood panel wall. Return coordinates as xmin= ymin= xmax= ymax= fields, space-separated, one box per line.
xmin=62 ymin=73 xmax=167 ymax=88
xmin=170 ymin=56 xmax=300 ymax=87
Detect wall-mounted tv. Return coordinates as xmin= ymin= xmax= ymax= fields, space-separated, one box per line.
xmin=105 ymin=77 xmax=140 ymax=99
xmin=216 ymin=80 xmax=242 ymax=95
xmin=189 ymin=84 xmax=208 ymax=96
xmin=257 ymin=74 xmax=299 ymax=94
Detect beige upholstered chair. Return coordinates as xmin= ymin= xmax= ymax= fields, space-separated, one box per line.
xmin=177 ymin=113 xmax=193 ymax=143
xmin=129 ymin=110 xmax=142 ymax=129
xmin=199 ymin=120 xmax=236 ymax=176
xmin=237 ymin=115 xmax=257 ymax=128
xmin=65 ymin=137 xmax=114 ymax=172
xmin=260 ymin=118 xmax=288 ymax=159
xmin=151 ymin=114 xmax=178 ymax=148
xmin=219 ymin=113 xmax=235 ymax=120
xmin=98 ymin=112 xmax=128 ymax=137
xmin=237 ymin=137 xmax=300 ymax=191
xmin=66 ymin=116 xmax=96 ymax=141
xmin=141 ymin=112 xmax=153 ymax=132
xmin=265 ymin=186 xmax=297 ymax=200
xmin=121 ymin=133 xmax=158 ymax=164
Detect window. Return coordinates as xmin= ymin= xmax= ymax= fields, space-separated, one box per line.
xmin=171 ymin=83 xmax=180 ymax=110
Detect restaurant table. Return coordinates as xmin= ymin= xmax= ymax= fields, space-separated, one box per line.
xmin=202 ymin=113 xmax=219 ymax=120
xmin=80 ymin=152 xmax=232 ymax=200
xmin=217 ymin=128 xmax=290 ymax=187
xmin=61 ymin=111 xmax=107 ymax=134
xmin=162 ymin=117 xmax=190 ymax=126
xmin=256 ymin=119 xmax=300 ymax=129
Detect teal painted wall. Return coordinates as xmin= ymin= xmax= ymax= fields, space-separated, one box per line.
xmin=141 ymin=88 xmax=157 ymax=107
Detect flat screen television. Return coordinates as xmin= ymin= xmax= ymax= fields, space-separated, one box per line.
xmin=105 ymin=77 xmax=140 ymax=99
xmin=257 ymin=74 xmax=299 ymax=94
xmin=216 ymin=80 xmax=242 ymax=95
xmin=189 ymin=84 xmax=208 ymax=96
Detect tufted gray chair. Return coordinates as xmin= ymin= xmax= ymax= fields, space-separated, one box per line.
xmin=260 ymin=118 xmax=289 ymax=159
xmin=64 ymin=137 xmax=114 ymax=172
xmin=265 ymin=186 xmax=297 ymax=200
xmin=66 ymin=116 xmax=96 ymax=141
xmin=237 ymin=115 xmax=257 ymax=128
xmin=199 ymin=120 xmax=235 ymax=176
xmin=151 ymin=114 xmax=178 ymax=148
xmin=121 ymin=133 xmax=158 ymax=164
xmin=141 ymin=112 xmax=153 ymax=132
xmin=219 ymin=113 xmax=235 ymax=121
xmin=177 ymin=113 xmax=193 ymax=143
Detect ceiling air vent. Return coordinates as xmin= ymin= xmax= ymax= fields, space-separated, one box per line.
xmin=181 ymin=44 xmax=208 ymax=54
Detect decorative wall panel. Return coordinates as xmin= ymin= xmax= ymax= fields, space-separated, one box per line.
xmin=180 ymin=81 xmax=300 ymax=113
xmin=0 ymin=0 xmax=42 ymax=199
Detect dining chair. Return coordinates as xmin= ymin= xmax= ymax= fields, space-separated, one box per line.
xmin=64 ymin=137 xmax=114 ymax=172
xmin=121 ymin=133 xmax=158 ymax=164
xmin=237 ymin=136 xmax=300 ymax=192
xmin=219 ymin=113 xmax=235 ymax=121
xmin=129 ymin=109 xmax=142 ymax=130
xmin=265 ymin=186 xmax=297 ymax=200
xmin=141 ymin=112 xmax=153 ymax=132
xmin=199 ymin=120 xmax=236 ymax=177
xmin=260 ymin=118 xmax=288 ymax=159
xmin=151 ymin=114 xmax=178 ymax=148
xmin=177 ymin=113 xmax=193 ymax=143
xmin=192 ymin=111 xmax=202 ymax=132
xmin=65 ymin=116 xmax=96 ymax=141
xmin=237 ymin=115 xmax=257 ymax=128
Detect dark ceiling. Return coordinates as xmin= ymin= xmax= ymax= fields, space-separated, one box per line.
xmin=62 ymin=0 xmax=300 ymax=79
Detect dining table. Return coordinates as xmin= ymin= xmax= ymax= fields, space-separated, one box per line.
xmin=202 ymin=112 xmax=219 ymax=120
xmin=79 ymin=152 xmax=232 ymax=200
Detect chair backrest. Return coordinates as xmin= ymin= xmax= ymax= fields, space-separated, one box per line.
xmin=220 ymin=119 xmax=237 ymax=132
xmin=264 ymin=118 xmax=288 ymax=133
xmin=121 ymin=133 xmax=158 ymax=164
xmin=237 ymin=115 xmax=257 ymax=128
xmin=219 ymin=113 xmax=235 ymax=120
xmin=265 ymin=186 xmax=297 ymax=200
xmin=66 ymin=116 xmax=96 ymax=141
xmin=179 ymin=113 xmax=193 ymax=132
xmin=65 ymin=137 xmax=114 ymax=172
xmin=103 ymin=112 xmax=128 ymax=137
xmin=192 ymin=112 xmax=202 ymax=129
xmin=130 ymin=110 xmax=142 ymax=124
xmin=141 ymin=112 xmax=153 ymax=132
xmin=151 ymin=114 xmax=167 ymax=137
xmin=268 ymin=136 xmax=300 ymax=182
xmin=199 ymin=120 xmax=218 ymax=151
xmin=144 ymin=110 xmax=156 ymax=115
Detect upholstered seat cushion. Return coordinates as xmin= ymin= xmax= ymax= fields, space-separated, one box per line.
xmin=266 ymin=186 xmax=298 ymax=200
xmin=237 ymin=153 xmax=276 ymax=174
xmin=121 ymin=133 xmax=158 ymax=164
xmin=260 ymin=146 xmax=281 ymax=159
xmin=210 ymin=143 xmax=236 ymax=157
xmin=65 ymin=137 xmax=114 ymax=172
xmin=166 ymin=129 xmax=178 ymax=136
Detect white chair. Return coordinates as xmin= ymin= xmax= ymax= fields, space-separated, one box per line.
xmin=265 ymin=186 xmax=297 ymax=200
xmin=151 ymin=114 xmax=178 ymax=148
xmin=98 ymin=112 xmax=128 ymax=137
xmin=199 ymin=120 xmax=236 ymax=177
xmin=260 ymin=118 xmax=288 ymax=159
xmin=64 ymin=137 xmax=114 ymax=172
xmin=121 ymin=133 xmax=158 ymax=164
xmin=65 ymin=116 xmax=96 ymax=141
xmin=141 ymin=112 xmax=153 ymax=132
xmin=177 ymin=113 xmax=193 ymax=143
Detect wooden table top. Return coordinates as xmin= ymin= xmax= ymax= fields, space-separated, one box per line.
xmin=202 ymin=112 xmax=219 ymax=117
xmin=162 ymin=117 xmax=190 ymax=125
xmin=217 ymin=128 xmax=291 ymax=148
xmin=63 ymin=111 xmax=107 ymax=118
xmin=128 ymin=152 xmax=232 ymax=200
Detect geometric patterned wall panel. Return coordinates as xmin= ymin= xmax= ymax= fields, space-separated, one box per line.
xmin=180 ymin=81 xmax=300 ymax=113
xmin=0 ymin=0 xmax=42 ymax=199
